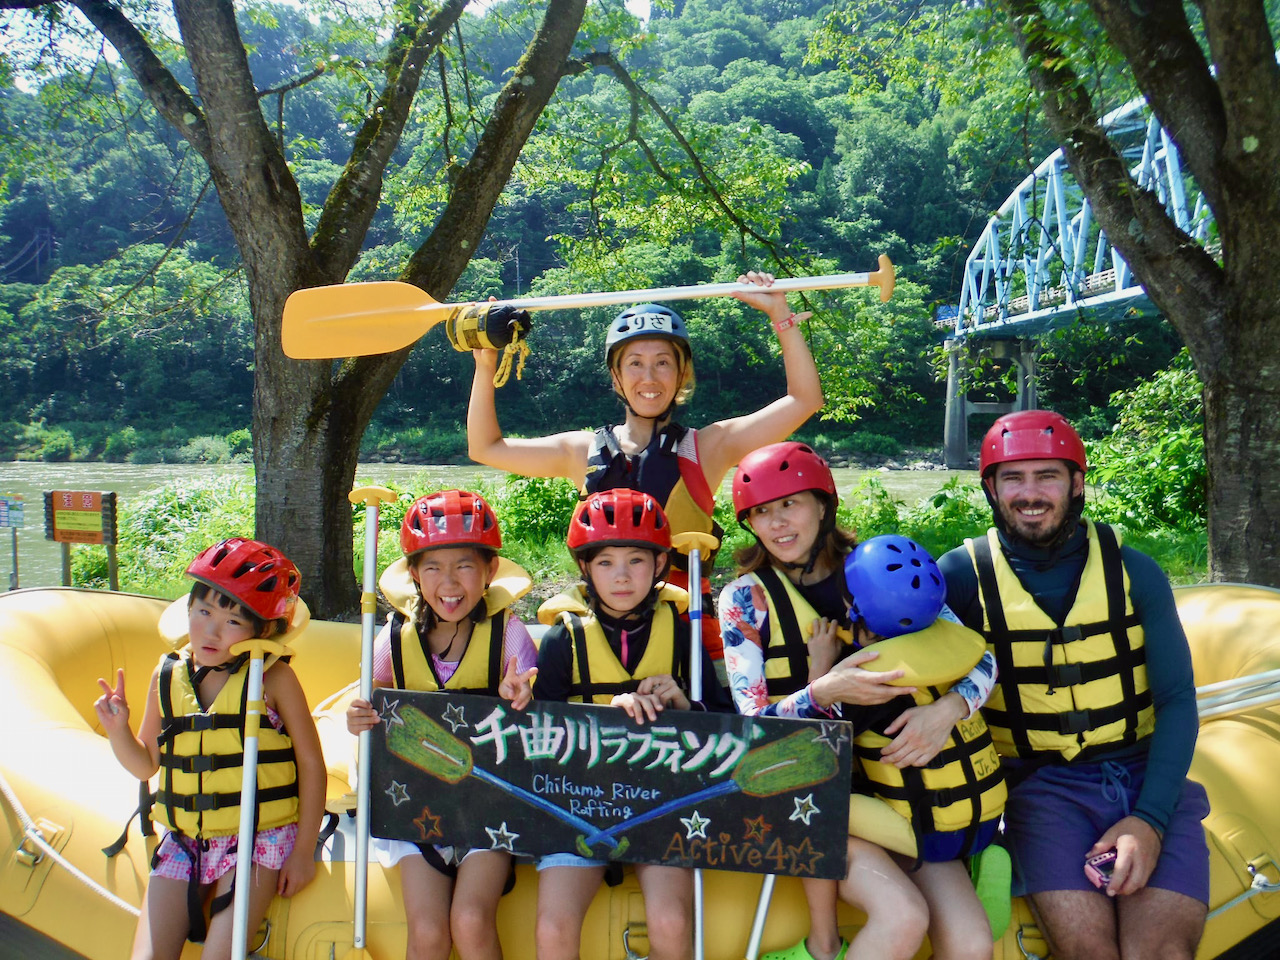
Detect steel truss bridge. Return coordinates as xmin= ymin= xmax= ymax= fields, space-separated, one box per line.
xmin=941 ymin=94 xmax=1214 ymax=467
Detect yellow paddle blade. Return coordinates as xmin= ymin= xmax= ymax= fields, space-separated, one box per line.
xmin=282 ymin=281 xmax=460 ymax=359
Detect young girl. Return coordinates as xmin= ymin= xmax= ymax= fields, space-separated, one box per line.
xmin=468 ymin=271 xmax=824 ymax=659
xmin=534 ymin=488 xmax=731 ymax=960
xmin=719 ymin=442 xmax=1004 ymax=960
xmin=93 ymin=537 xmax=325 ymax=960
xmin=346 ymin=489 xmax=538 ymax=960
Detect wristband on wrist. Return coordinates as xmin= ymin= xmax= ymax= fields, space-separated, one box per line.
xmin=772 ymin=313 xmax=800 ymax=334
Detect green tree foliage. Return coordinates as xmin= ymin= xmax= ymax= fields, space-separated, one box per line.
xmin=1089 ymin=349 xmax=1206 ymax=530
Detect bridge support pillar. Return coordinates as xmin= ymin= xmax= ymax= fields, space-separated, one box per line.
xmin=943 ymin=337 xmax=1039 ymax=469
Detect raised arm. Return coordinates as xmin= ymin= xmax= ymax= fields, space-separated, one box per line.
xmin=697 ymin=271 xmax=824 ymax=487
xmin=467 ymin=348 xmax=594 ymax=484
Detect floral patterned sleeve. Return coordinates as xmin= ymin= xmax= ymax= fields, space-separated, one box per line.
xmin=717 ymin=576 xmax=840 ymax=721
xmin=937 ymin=604 xmax=998 ymax=717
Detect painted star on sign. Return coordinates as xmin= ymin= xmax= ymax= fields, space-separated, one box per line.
xmin=442 ymin=701 xmax=468 ymax=733
xmin=815 ymin=721 xmax=850 ymax=751
xmin=787 ymin=836 xmax=825 ymax=876
xmin=380 ymin=698 xmax=404 ymax=727
xmin=789 ymin=793 xmax=820 ymax=826
xmin=680 ymin=810 xmax=711 ymax=840
xmin=385 ymin=780 xmax=411 ymax=807
xmin=486 ymin=822 xmax=520 ymax=852
xmin=413 ymin=807 xmax=444 ymax=842
xmin=742 ymin=814 xmax=770 ymax=843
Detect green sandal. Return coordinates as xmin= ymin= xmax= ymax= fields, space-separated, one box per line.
xmin=762 ymin=937 xmax=850 ymax=960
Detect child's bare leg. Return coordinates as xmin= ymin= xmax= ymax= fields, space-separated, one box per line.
xmin=200 ymin=865 xmax=280 ymax=960
xmin=451 ymin=851 xmax=512 ymax=960
xmin=535 ymin=864 xmax=605 ymax=960
xmin=131 ymin=876 xmax=192 ymax=960
xmin=400 ymin=852 xmax=457 ymax=960
xmin=634 ymin=864 xmax=693 ymax=960
xmin=838 ymin=838 xmax=927 ymax=960
xmin=798 ymin=877 xmax=843 ymax=960
xmin=897 ymin=857 xmax=992 ymax=960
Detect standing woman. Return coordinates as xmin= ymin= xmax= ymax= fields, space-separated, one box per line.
xmin=468 ymin=272 xmax=824 ymax=657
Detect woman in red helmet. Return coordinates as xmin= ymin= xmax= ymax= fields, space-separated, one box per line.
xmin=468 ymin=273 xmax=824 ymax=661
xmin=93 ymin=538 xmax=325 ymax=960
xmin=720 ymin=442 xmax=1002 ymax=960
xmin=533 ymin=489 xmax=731 ymax=960
xmin=345 ymin=489 xmax=539 ymax=960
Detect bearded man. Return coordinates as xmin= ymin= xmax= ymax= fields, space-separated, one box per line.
xmin=938 ymin=410 xmax=1209 ymax=960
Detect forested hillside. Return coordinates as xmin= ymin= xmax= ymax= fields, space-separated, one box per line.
xmin=0 ymin=0 xmax=1182 ymax=466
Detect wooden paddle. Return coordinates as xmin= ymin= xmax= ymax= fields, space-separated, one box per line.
xmin=281 ymin=255 xmax=895 ymax=359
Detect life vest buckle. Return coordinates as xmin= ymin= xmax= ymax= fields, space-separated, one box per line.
xmin=1056 ymin=709 xmax=1092 ymax=735
xmin=1049 ymin=625 xmax=1084 ymax=644
xmin=187 ymin=713 xmax=217 ymax=732
xmin=1051 ymin=662 xmax=1085 ymax=686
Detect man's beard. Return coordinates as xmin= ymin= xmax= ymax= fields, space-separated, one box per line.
xmin=995 ymin=495 xmax=1083 ymax=551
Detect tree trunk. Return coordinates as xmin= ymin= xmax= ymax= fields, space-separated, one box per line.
xmin=1200 ymin=303 xmax=1280 ymax=586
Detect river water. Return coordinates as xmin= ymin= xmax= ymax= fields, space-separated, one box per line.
xmin=0 ymin=461 xmax=976 ymax=590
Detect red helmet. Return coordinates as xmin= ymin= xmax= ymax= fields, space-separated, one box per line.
xmin=979 ymin=410 xmax=1087 ymax=477
xmin=567 ymin=489 xmax=672 ymax=555
xmin=186 ymin=538 xmax=300 ymax=622
xmin=401 ymin=489 xmax=502 ymax=556
xmin=732 ymin=441 xmax=836 ymax=521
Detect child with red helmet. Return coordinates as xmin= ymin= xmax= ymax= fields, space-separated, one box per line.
xmin=533 ymin=489 xmax=731 ymax=960
xmin=345 ymin=489 xmax=538 ymax=960
xmin=719 ymin=442 xmax=1004 ymax=960
xmin=93 ymin=538 xmax=324 ymax=959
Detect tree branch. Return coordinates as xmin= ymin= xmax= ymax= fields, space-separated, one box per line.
xmin=1001 ymin=0 xmax=1225 ymax=362
xmin=309 ymin=0 xmax=471 ymax=280
xmin=567 ymin=50 xmax=787 ymax=270
xmin=68 ymin=0 xmax=212 ymax=159
xmin=1086 ymin=0 xmax=1227 ymax=213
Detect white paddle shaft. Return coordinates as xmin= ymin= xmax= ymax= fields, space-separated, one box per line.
xmin=230 ymin=655 xmax=267 ymax=960
xmin=488 ymin=271 xmax=883 ymax=314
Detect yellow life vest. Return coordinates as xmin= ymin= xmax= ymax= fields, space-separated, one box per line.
xmin=965 ymin=519 xmax=1155 ymax=760
xmin=752 ymin=567 xmax=1004 ymax=851
xmin=377 ymin=554 xmax=531 ymax=694
xmin=153 ymin=651 xmax=298 ymax=839
xmin=536 ymin=584 xmax=686 ymax=704
xmin=388 ymin=611 xmax=506 ymax=694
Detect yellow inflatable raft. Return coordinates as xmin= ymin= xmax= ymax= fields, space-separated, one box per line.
xmin=2 ymin=584 xmax=1279 ymax=959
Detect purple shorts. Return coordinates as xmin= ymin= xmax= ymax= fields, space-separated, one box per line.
xmin=1002 ymin=756 xmax=1209 ymax=903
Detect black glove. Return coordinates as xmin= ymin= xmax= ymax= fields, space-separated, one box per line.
xmin=447 ymin=304 xmax=533 ymax=352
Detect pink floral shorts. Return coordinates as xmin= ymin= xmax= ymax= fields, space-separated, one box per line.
xmin=152 ymin=823 xmax=298 ymax=884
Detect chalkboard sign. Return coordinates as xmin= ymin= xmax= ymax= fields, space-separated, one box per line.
xmin=369 ymin=691 xmax=854 ymax=880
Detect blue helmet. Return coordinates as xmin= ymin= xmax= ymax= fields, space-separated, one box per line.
xmin=844 ymin=535 xmax=946 ymax=638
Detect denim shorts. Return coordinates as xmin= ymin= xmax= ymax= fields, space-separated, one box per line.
xmin=536 ymin=852 xmax=608 ymax=871
xmin=1001 ymin=756 xmax=1210 ymax=902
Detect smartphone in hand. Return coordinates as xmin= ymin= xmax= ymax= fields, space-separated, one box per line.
xmin=1084 ymin=850 xmax=1117 ymax=888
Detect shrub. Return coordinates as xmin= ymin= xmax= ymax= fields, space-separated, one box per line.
xmin=40 ymin=427 xmax=75 ymax=462
xmin=1088 ymin=349 xmax=1206 ymax=530
xmin=483 ymin=475 xmax=579 ymax=544
xmin=104 ymin=426 xmax=139 ymax=461
xmin=171 ymin=435 xmax=233 ymax=464
xmin=225 ymin=428 xmax=252 ymax=458
xmin=849 ymin=431 xmax=901 ymax=458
